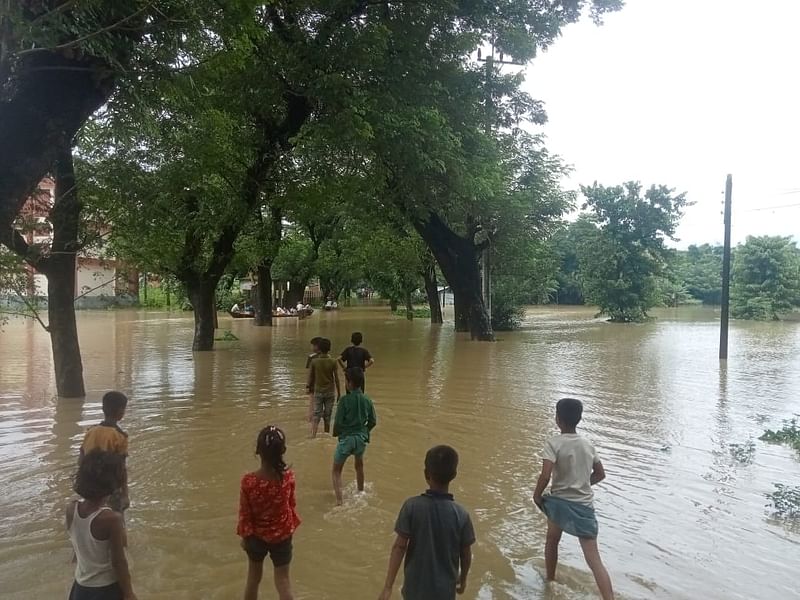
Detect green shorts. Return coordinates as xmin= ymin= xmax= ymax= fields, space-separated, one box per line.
xmin=334 ymin=434 xmax=367 ymax=464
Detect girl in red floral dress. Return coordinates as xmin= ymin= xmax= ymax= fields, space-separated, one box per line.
xmin=238 ymin=426 xmax=301 ymax=600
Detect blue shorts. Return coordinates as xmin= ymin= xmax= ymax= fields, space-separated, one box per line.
xmin=334 ymin=434 xmax=367 ymax=464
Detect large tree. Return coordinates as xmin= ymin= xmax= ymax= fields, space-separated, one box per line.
xmin=578 ymin=182 xmax=689 ymax=322
xmin=341 ymin=1 xmax=621 ymax=339
xmin=83 ymin=1 xmax=385 ymax=350
xmin=731 ymin=236 xmax=800 ymax=320
xmin=0 ymin=1 xmax=199 ymax=238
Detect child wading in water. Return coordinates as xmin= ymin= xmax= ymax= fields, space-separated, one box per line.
xmin=67 ymin=450 xmax=137 ymax=600
xmin=307 ymin=338 xmax=341 ymax=437
xmin=238 ymin=426 xmax=301 ymax=600
xmin=305 ymin=337 xmax=322 ymax=423
xmin=80 ymin=391 xmax=130 ymax=513
xmin=533 ymin=398 xmax=614 ymax=600
xmin=332 ymin=367 xmax=376 ymax=505
xmin=378 ymin=445 xmax=475 ymax=600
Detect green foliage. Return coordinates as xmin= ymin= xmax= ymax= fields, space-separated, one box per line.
xmin=729 ymin=440 xmax=756 ymax=464
xmin=491 ymin=278 xmax=526 ymax=331
xmin=551 ymin=217 xmax=597 ymax=305
xmin=214 ymin=330 xmax=239 ymax=342
xmin=392 ymin=307 xmax=431 ymax=320
xmin=577 ymin=182 xmax=689 ymax=322
xmin=767 ymin=484 xmax=800 ymax=518
xmin=731 ymin=236 xmax=800 ymax=320
xmin=271 ymin=232 xmax=316 ymax=288
xmin=760 ymin=419 xmax=800 ymax=454
xmin=677 ymin=244 xmax=724 ymax=304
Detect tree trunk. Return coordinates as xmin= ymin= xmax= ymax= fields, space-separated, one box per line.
xmin=187 ymin=280 xmax=217 ymax=351
xmin=45 ymin=148 xmax=85 ymax=397
xmin=284 ymin=280 xmax=307 ymax=308
xmin=453 ymin=290 xmax=469 ymax=332
xmin=253 ymin=262 xmax=274 ymax=326
xmin=413 ymin=213 xmax=493 ymax=340
xmin=389 ymin=298 xmax=398 ymax=312
xmin=405 ymin=294 xmax=414 ymax=320
xmin=423 ymin=262 xmax=444 ymax=325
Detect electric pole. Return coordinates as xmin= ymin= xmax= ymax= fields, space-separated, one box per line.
xmin=477 ymin=42 xmax=523 ymax=319
xmin=719 ymin=174 xmax=733 ymax=360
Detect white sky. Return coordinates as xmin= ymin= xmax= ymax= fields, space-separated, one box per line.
xmin=525 ymin=0 xmax=800 ymax=248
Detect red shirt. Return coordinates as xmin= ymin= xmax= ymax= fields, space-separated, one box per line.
xmin=237 ymin=470 xmax=301 ymax=543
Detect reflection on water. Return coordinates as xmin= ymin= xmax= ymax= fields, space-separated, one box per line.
xmin=1 ymin=307 xmax=799 ymax=599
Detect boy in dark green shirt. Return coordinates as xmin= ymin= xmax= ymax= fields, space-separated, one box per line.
xmin=332 ymin=367 xmax=377 ymax=505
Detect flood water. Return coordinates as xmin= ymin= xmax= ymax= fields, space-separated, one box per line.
xmin=1 ymin=306 xmax=799 ymax=600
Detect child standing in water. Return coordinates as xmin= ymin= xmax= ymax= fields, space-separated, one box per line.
xmin=238 ymin=426 xmax=300 ymax=600
xmin=378 ymin=445 xmax=475 ymax=600
xmin=533 ymin=398 xmax=614 ymax=600
xmin=67 ymin=450 xmax=137 ymax=600
xmin=332 ymin=367 xmax=376 ymax=505
xmin=80 ymin=391 xmax=130 ymax=513
xmin=338 ymin=332 xmax=374 ymax=391
xmin=307 ymin=338 xmax=340 ymax=437
xmin=305 ymin=337 xmax=322 ymax=423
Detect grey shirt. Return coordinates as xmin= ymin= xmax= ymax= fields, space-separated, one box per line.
xmin=395 ymin=491 xmax=476 ymax=600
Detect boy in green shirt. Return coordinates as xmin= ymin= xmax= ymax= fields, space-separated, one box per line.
xmin=332 ymin=367 xmax=377 ymax=505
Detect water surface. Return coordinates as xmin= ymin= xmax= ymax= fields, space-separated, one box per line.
xmin=1 ymin=306 xmax=799 ymax=599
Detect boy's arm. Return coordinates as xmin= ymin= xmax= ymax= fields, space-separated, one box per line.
xmin=367 ymin=401 xmax=377 ymax=431
xmin=533 ymin=459 xmax=554 ymax=509
xmin=108 ymin=513 xmax=137 ymax=599
xmin=334 ymin=367 xmax=341 ymax=398
xmin=333 ymin=399 xmax=344 ymax=437
xmin=457 ymin=544 xmax=472 ymax=595
xmin=337 ymin=354 xmax=346 ymax=370
xmin=378 ymin=534 xmax=409 ymax=600
xmin=307 ymin=362 xmax=315 ymax=392
xmin=590 ymin=460 xmax=606 ymax=485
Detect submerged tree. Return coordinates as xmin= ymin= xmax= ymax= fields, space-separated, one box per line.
xmin=731 ymin=236 xmax=800 ymax=320
xmin=578 ymin=182 xmax=689 ymax=322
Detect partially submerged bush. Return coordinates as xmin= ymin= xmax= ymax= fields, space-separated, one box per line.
xmin=767 ymin=484 xmax=800 ymax=518
xmin=760 ymin=419 xmax=800 ymax=453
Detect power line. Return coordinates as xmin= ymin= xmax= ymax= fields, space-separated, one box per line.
xmin=739 ymin=201 xmax=800 ymax=212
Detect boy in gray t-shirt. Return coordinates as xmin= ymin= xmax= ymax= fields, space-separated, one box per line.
xmin=379 ymin=445 xmax=476 ymax=600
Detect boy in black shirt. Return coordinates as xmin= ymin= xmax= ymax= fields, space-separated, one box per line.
xmin=338 ymin=332 xmax=374 ymax=390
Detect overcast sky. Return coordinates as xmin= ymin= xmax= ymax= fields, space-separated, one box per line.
xmin=524 ymin=0 xmax=800 ymax=248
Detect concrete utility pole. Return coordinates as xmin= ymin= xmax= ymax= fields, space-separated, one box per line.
xmin=719 ymin=174 xmax=733 ymax=360
xmin=477 ymin=42 xmax=523 ymax=318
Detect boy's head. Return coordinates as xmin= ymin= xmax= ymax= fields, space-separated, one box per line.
xmin=351 ymin=332 xmax=363 ymax=346
xmin=556 ymin=397 xmax=583 ymax=431
xmin=424 ymin=445 xmax=459 ymax=487
xmin=102 ymin=391 xmax=128 ymax=422
xmin=74 ymin=450 xmax=125 ymax=501
xmin=318 ymin=338 xmax=331 ymax=354
xmin=345 ymin=367 xmax=365 ymax=391
xmin=310 ymin=336 xmax=322 ymax=353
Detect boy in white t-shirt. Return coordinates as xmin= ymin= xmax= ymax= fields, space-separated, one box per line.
xmin=533 ymin=398 xmax=614 ymax=600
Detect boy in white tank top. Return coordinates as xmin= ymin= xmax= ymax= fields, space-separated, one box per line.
xmin=67 ymin=450 xmax=137 ymax=600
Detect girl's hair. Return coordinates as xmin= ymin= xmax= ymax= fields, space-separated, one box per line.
xmin=74 ymin=450 xmax=124 ymax=501
xmin=255 ymin=425 xmax=288 ymax=478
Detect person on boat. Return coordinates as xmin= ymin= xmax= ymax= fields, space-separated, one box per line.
xmin=232 ymin=303 xmax=241 ymax=313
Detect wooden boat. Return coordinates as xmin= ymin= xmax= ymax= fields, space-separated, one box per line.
xmin=230 ymin=309 xmax=255 ymax=319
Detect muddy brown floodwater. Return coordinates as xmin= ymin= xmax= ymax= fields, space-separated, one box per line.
xmin=1 ymin=306 xmax=799 ymax=600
